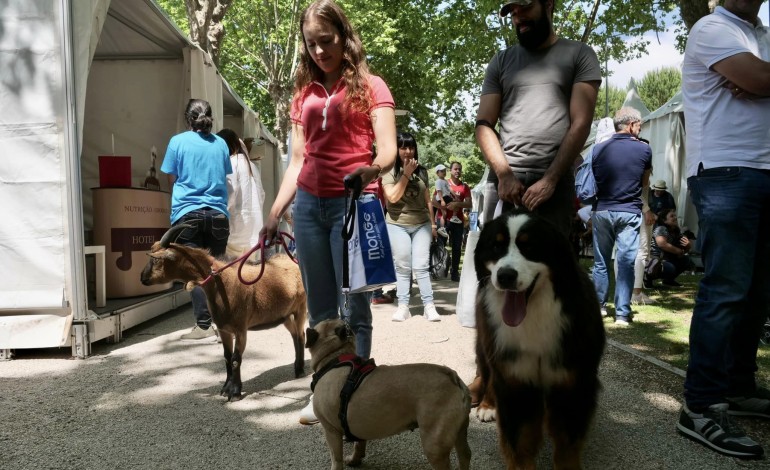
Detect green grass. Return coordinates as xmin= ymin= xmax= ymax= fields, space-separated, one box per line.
xmin=579 ymin=258 xmax=770 ymax=385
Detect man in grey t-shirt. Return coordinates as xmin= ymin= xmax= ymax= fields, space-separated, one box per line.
xmin=475 ymin=0 xmax=601 ymax=237
xmin=468 ymin=0 xmax=601 ymax=419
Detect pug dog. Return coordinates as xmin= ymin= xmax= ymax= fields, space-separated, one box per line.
xmin=306 ymin=319 xmax=471 ymax=470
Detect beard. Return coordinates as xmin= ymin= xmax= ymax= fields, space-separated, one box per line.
xmin=515 ymin=11 xmax=552 ymax=50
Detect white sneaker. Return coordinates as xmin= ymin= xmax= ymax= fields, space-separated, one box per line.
xmin=631 ymin=292 xmax=656 ymax=305
xmin=299 ymin=395 xmax=319 ymax=425
xmin=437 ymin=227 xmax=449 ymax=238
xmin=392 ymin=305 xmax=411 ymax=322
xmin=600 ymin=306 xmax=609 ymax=317
xmin=449 ymin=216 xmax=462 ymax=224
xmin=424 ymin=304 xmax=441 ymax=322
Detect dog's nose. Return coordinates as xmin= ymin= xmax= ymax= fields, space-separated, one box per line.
xmin=496 ymin=267 xmax=518 ymax=290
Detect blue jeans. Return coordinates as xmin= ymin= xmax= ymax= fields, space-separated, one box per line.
xmin=174 ymin=208 xmax=230 ymax=329
xmin=592 ymin=210 xmax=641 ymax=319
xmin=293 ymin=189 xmax=373 ymax=359
xmin=386 ymin=222 xmax=434 ymax=306
xmin=684 ymin=167 xmax=770 ymax=409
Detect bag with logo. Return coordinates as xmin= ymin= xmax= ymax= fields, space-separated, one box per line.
xmin=342 ymin=176 xmax=396 ymax=293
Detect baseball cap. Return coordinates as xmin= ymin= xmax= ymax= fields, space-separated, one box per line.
xmin=435 ymin=164 xmax=447 ymax=172
xmin=500 ymin=0 xmax=534 ymax=17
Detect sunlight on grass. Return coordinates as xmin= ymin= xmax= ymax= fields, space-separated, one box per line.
xmin=580 ymin=258 xmax=770 ymax=386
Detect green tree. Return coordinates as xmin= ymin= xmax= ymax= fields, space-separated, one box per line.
xmin=420 ymin=122 xmax=486 ymax=188
xmin=594 ymin=83 xmax=626 ymax=119
xmin=637 ymin=67 xmax=682 ymax=112
xmin=158 ymin=0 xmax=698 ymax=148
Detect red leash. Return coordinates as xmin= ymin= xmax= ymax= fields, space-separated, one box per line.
xmin=197 ymin=231 xmax=297 ymax=287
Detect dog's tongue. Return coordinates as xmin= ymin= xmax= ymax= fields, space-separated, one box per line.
xmin=502 ymin=290 xmax=527 ymax=327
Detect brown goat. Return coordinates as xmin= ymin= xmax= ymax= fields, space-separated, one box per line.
xmin=140 ymin=225 xmax=307 ymax=401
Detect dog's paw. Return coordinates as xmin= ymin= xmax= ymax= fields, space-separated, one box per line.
xmin=345 ymin=455 xmax=363 ymax=467
xmin=473 ymin=405 xmax=497 ymax=422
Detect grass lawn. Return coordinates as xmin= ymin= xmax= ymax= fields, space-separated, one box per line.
xmin=579 ymin=258 xmax=770 ymax=386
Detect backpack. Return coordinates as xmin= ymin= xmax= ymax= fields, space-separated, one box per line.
xmin=575 ymin=146 xmax=597 ymax=204
xmin=429 ymin=239 xmax=450 ymax=280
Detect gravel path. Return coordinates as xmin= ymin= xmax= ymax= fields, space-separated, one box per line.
xmin=1 ymin=279 xmax=768 ymax=469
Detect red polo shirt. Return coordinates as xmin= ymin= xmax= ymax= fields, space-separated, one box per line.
xmin=290 ymin=75 xmax=395 ymax=197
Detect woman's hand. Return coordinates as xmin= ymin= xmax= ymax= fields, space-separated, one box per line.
xmin=432 ymin=226 xmax=437 ymax=239
xmin=403 ymin=159 xmax=418 ymax=178
xmin=680 ymin=236 xmax=691 ymax=253
xmin=259 ymin=214 xmax=281 ymax=246
xmin=345 ymin=165 xmax=380 ymax=188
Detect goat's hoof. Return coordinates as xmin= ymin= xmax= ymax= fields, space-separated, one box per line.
xmin=220 ymin=382 xmax=242 ymax=401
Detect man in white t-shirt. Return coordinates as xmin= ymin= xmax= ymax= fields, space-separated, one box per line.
xmin=676 ymin=0 xmax=770 ymax=459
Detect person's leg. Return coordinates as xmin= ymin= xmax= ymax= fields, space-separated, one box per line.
xmin=411 ymin=223 xmax=434 ymax=306
xmin=633 ymin=221 xmax=652 ymax=295
xmin=174 ymin=211 xmax=213 ymax=330
xmin=613 ymin=213 xmax=641 ymax=320
xmin=728 ymin=182 xmax=770 ymax=397
xmin=292 ymin=189 xmax=341 ymax=328
xmin=327 ymin=194 xmax=374 ymax=358
xmin=387 ymin=223 xmax=413 ymax=307
xmin=591 ymin=211 xmax=615 ymax=308
xmin=684 ymin=168 xmax=769 ymax=410
xmin=448 ymin=221 xmax=464 ymax=280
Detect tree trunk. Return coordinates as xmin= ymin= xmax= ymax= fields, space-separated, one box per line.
xmin=678 ymin=0 xmax=716 ymax=31
xmin=184 ymin=0 xmax=233 ymax=66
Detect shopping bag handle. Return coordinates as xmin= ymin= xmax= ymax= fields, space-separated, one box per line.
xmin=342 ymin=174 xmax=363 ymax=241
xmin=342 ymin=174 xmax=363 ymax=291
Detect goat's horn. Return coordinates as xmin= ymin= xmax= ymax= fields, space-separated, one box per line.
xmin=158 ymin=224 xmax=191 ymax=248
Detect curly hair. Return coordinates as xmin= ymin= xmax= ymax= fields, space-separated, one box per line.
xmin=294 ymin=0 xmax=373 ymax=118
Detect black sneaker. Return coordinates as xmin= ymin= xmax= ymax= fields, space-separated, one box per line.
xmin=677 ymin=403 xmax=764 ymax=458
xmin=727 ymin=387 xmax=770 ymax=418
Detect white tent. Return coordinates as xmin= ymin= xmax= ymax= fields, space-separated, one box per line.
xmin=0 ymin=0 xmax=282 ymax=357
xmin=640 ymin=90 xmax=698 ymax=233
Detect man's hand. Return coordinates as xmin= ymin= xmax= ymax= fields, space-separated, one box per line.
xmin=724 ymin=80 xmax=761 ymax=101
xmin=497 ymin=171 xmax=525 ymax=207
xmin=522 ymin=176 xmax=556 ymax=211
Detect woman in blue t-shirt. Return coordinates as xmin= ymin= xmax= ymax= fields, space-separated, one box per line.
xmin=161 ymin=98 xmax=232 ymax=341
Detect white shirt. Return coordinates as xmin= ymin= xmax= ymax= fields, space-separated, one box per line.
xmin=434 ymin=178 xmax=451 ymax=200
xmin=683 ymin=6 xmax=770 ymax=177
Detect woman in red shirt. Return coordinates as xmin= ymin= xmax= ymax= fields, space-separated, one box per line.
xmin=260 ymin=0 xmax=396 ymax=424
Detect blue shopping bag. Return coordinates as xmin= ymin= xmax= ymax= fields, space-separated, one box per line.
xmin=342 ymin=177 xmax=396 ymax=293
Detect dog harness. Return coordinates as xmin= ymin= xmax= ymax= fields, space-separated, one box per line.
xmin=310 ymin=353 xmax=377 ymax=442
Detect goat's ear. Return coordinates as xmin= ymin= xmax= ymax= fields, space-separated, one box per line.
xmin=305 ymin=328 xmax=319 ymax=349
xmin=334 ymin=325 xmax=350 ymax=341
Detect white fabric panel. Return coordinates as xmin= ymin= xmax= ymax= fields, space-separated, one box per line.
xmin=622 ymin=80 xmax=651 ymax=118
xmin=0 ymin=312 xmax=72 ymax=348
xmin=0 ymin=1 xmax=69 ymax=309
xmin=456 ymin=231 xmax=480 ymax=328
xmin=190 ymin=48 xmax=223 ymax=132
xmin=640 ymin=91 xmax=698 ymax=234
xmin=81 ymin=59 xmax=183 ymax=228
xmin=73 ymin=0 xmax=111 ymax=151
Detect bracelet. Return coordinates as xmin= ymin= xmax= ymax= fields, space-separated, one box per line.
xmin=370 ymin=163 xmax=383 ymax=177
